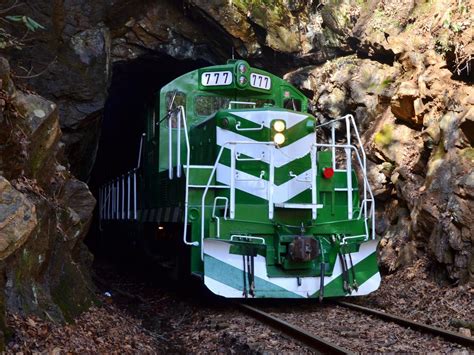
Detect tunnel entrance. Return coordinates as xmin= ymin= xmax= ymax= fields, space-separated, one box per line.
xmin=86 ymin=54 xmax=210 ymax=257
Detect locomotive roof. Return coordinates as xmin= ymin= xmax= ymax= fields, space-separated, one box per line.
xmin=159 ymin=59 xmax=307 ymax=103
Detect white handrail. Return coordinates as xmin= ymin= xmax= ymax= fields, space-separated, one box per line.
xmin=345 ymin=116 xmax=352 ymax=220
xmin=230 ymin=235 xmax=265 ymax=245
xmin=311 ymin=144 xmax=317 ymax=220
xmin=212 ymin=196 xmax=229 ymax=238
xmin=235 ymin=121 xmax=264 ymax=131
xmin=312 ymin=142 xmax=375 ymax=240
xmin=133 ymin=170 xmax=137 ymax=220
xmin=168 ymin=113 xmax=173 ymax=179
xmin=235 ymin=152 xmax=264 ymax=161
xmin=121 ymin=175 xmax=125 ymax=220
xmin=200 ymin=141 xmax=276 ymax=260
xmin=269 ymin=148 xmax=274 ymax=219
xmin=348 ymin=114 xmax=368 ymax=219
xmin=136 ymin=133 xmax=145 ymax=169
xmin=228 ymin=101 xmax=256 ymax=109
xmin=289 ymin=171 xmax=312 ymax=182
xmin=314 ymin=116 xmax=347 ymax=129
xmin=235 ymin=170 xmax=265 ymax=182
xmin=179 ymin=105 xmax=199 ymax=247
xmin=116 ymin=179 xmax=119 ymax=220
xmin=177 ymin=109 xmax=182 ymax=178
xmin=127 ymin=173 xmax=130 ymax=220
xmin=331 ymin=123 xmax=336 ymax=170
xmin=106 ymin=184 xmax=110 ymax=220
xmin=314 ymin=114 xmax=372 ymax=232
xmin=230 ymin=145 xmax=236 ymax=218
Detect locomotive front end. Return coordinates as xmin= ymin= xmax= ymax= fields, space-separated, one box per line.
xmin=188 ymin=103 xmax=380 ymax=298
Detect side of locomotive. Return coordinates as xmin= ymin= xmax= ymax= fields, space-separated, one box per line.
xmin=99 ymin=60 xmax=380 ymax=299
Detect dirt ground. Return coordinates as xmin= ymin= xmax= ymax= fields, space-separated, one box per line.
xmin=5 ymin=263 xmax=308 ymax=354
xmin=5 ymin=259 xmax=473 ymax=353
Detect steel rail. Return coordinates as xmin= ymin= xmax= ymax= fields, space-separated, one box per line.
xmin=238 ymin=304 xmax=353 ymax=354
xmin=336 ymin=301 xmax=474 ymax=348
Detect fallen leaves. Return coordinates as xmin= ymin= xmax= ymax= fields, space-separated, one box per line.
xmin=7 ymin=303 xmax=161 ymax=353
xmin=358 ymin=257 xmax=474 ymax=334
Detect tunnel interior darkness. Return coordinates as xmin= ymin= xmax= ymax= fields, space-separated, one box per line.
xmin=86 ymin=54 xmax=210 ymax=254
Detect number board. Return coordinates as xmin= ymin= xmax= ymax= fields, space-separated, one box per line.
xmin=250 ymin=73 xmax=271 ymax=90
xmin=201 ymin=71 xmax=233 ymax=86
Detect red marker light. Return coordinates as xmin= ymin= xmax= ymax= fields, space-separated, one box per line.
xmin=323 ymin=167 xmax=334 ymax=179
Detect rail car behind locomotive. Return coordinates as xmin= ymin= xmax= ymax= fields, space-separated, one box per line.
xmin=99 ymin=60 xmax=380 ymax=299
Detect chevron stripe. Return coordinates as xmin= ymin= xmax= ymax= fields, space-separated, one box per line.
xmin=216 ymin=127 xmax=315 ymax=167
xmin=216 ymin=122 xmax=316 ymax=203
xmin=229 ymin=110 xmax=309 ymax=130
xmin=225 ymin=113 xmax=315 ymax=146
xmin=217 ymin=163 xmax=311 ymax=203
xmin=220 ymin=147 xmax=312 ymax=185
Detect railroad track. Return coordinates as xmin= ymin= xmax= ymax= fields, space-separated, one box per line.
xmin=238 ymin=303 xmax=353 ymax=354
xmin=237 ymin=302 xmax=473 ymax=354
xmin=335 ymin=301 xmax=474 ymax=348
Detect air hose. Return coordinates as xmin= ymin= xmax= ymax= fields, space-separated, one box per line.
xmin=242 ymin=255 xmax=247 ymax=298
xmin=319 ymin=239 xmax=325 ymax=302
xmin=346 ymin=246 xmax=358 ymax=291
xmin=247 ymin=255 xmax=255 ymax=297
xmin=334 ymin=236 xmax=351 ymax=293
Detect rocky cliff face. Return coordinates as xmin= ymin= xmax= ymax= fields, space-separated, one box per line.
xmin=1 ymin=0 xmax=472 ymax=336
xmin=0 ymin=57 xmax=96 ymax=343
xmin=284 ymin=0 xmax=473 ymax=283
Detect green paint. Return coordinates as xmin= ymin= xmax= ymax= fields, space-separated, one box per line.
xmin=313 ymin=251 xmax=379 ymax=298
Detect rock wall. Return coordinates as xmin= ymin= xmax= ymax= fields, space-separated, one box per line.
xmin=285 ymin=0 xmax=473 ymax=283
xmin=0 ymin=57 xmax=96 ymax=344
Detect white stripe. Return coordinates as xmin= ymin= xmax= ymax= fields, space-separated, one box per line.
xmin=350 ymin=272 xmax=381 ymax=296
xmin=229 ymin=110 xmax=309 ymax=130
xmin=217 ymin=163 xmax=311 ymax=203
xmin=217 ymin=127 xmax=315 ymax=168
xmin=204 ymin=276 xmax=243 ymax=297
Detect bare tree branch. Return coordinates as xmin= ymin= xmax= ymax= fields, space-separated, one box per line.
xmin=0 ymin=0 xmax=24 ymax=15
xmin=12 ymin=56 xmax=57 ymax=79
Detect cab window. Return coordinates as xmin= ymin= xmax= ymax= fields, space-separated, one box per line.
xmin=165 ymin=91 xmax=186 ymax=127
xmin=194 ymin=96 xmax=275 ymax=116
xmin=254 ymin=98 xmax=275 ymax=107
xmin=284 ymin=98 xmax=301 ymax=111
xmin=231 ymin=98 xmax=275 ymax=109
xmin=195 ymin=96 xmax=230 ymax=116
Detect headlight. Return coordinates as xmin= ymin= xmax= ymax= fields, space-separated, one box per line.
xmin=273 ymin=120 xmax=285 ymax=132
xmin=274 ymin=133 xmax=285 ymax=145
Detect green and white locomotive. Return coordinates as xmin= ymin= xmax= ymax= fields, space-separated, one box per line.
xmin=99 ymin=60 xmax=380 ymax=299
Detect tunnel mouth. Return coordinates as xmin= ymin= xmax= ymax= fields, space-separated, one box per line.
xmin=85 ymin=53 xmax=210 ymax=259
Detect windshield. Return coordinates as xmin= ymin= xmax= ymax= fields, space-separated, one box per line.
xmin=194 ymin=96 xmax=275 ymax=116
